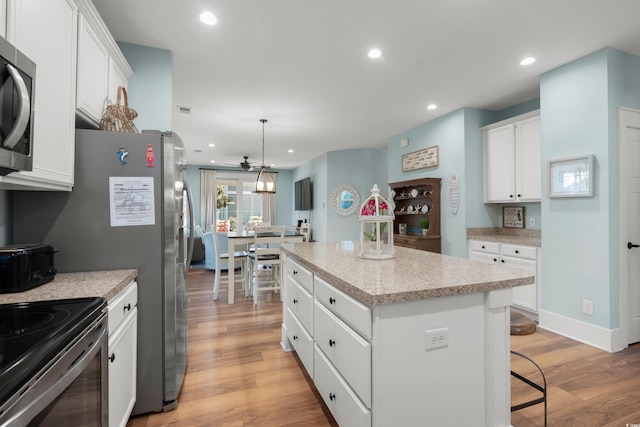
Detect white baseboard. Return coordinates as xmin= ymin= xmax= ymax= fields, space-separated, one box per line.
xmin=538 ymin=309 xmax=626 ymax=353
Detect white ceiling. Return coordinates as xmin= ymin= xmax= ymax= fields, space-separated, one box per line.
xmin=92 ymin=0 xmax=640 ymax=170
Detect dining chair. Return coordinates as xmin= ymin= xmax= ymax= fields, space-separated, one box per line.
xmin=204 ymin=231 xmax=249 ymax=300
xmin=248 ymin=225 xmax=286 ymax=305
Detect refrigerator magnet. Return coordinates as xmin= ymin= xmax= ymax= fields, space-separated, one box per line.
xmin=118 ymin=147 xmax=129 ymax=165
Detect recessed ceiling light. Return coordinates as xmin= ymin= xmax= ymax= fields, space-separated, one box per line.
xmin=368 ymin=48 xmax=382 ymax=59
xmin=208 ymin=143 xmax=215 ymax=147
xmin=200 ymin=11 xmax=217 ymax=25
xmin=520 ymin=57 xmax=536 ymax=66
xmin=288 ymin=149 xmax=294 ymax=153
xmin=426 ymin=104 xmax=438 ymax=110
xmin=270 ymin=163 xmax=276 ymax=167
xmin=210 ymin=160 xmax=215 ymax=163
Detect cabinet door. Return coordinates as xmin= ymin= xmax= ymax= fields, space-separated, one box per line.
xmin=109 ymin=308 xmax=137 ymax=427
xmin=5 ymin=0 xmax=77 ymax=190
xmin=501 ymin=255 xmax=537 ymax=311
xmin=108 ymin=57 xmax=128 ymax=104
xmin=77 ymin=14 xmax=109 ymax=125
xmin=516 ymin=116 xmax=541 ymax=201
xmin=484 ymin=124 xmax=515 ymax=202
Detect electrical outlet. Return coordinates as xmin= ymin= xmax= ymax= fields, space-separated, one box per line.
xmin=425 ymin=327 xmax=449 ymax=350
xmin=529 ymin=217 xmax=536 ymax=227
xmin=583 ymin=299 xmax=594 ymax=315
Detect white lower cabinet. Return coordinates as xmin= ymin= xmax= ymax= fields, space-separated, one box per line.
xmin=314 ymin=344 xmax=371 ymax=427
xmin=108 ymin=280 xmax=138 ymax=427
xmin=468 ymin=239 xmax=541 ymax=313
xmin=282 ymin=254 xmax=514 ymax=426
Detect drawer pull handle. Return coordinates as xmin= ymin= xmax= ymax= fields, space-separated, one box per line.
xmin=329 ymin=297 xmax=336 ymax=305
xmin=293 ymin=270 xmax=298 ymax=275
xmin=628 ymin=242 xmax=640 ymax=249
xmin=329 ymin=339 xmax=336 ymax=347
xmin=109 ymin=353 xmax=116 ymax=363
xmin=501 ymin=259 xmax=505 ymax=263
xmin=493 ymin=258 xmax=498 ymax=262
xmin=481 ymin=245 xmax=485 ymax=249
xmin=293 ymin=335 xmax=298 ymax=341
xmin=329 ymin=393 xmax=336 ymax=401
xmin=515 ymin=250 xmax=519 ymax=254
xmin=292 ymin=298 xmax=298 ymax=304
xmin=124 ymin=303 xmax=132 ymax=312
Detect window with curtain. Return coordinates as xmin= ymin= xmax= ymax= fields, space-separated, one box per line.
xmin=214 ymin=176 xmax=263 ymax=230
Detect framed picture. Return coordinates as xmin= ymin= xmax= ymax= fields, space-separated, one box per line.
xmin=503 ymin=206 xmax=525 ymax=229
xmin=548 ymin=155 xmax=595 ymax=198
xmin=402 ymin=145 xmax=439 ymax=172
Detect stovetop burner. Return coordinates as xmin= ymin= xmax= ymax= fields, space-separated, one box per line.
xmin=0 ymin=297 xmax=106 ymax=407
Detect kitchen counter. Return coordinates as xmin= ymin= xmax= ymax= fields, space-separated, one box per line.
xmin=279 ymin=241 xmax=533 ymax=305
xmin=280 ymin=241 xmax=527 ymax=426
xmin=0 ymin=269 xmax=138 ymax=304
xmin=467 ymin=227 xmax=541 ymax=247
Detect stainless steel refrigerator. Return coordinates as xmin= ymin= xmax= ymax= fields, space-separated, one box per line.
xmin=12 ymin=129 xmax=193 ymax=415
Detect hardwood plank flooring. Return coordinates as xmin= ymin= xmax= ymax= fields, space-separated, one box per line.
xmin=127 ymin=268 xmax=640 ymax=426
xmin=127 ymin=268 xmax=336 ymax=427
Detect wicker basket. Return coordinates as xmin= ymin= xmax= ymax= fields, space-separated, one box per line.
xmin=99 ymin=86 xmax=138 ymax=133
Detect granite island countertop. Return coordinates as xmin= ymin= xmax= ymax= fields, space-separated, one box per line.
xmin=0 ymin=269 xmax=138 ymax=304
xmin=280 ymin=241 xmax=534 ymax=305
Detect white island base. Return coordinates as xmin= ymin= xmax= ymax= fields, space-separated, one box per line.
xmin=279 ymin=242 xmax=532 ymax=427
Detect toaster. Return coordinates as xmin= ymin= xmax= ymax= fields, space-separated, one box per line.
xmin=0 ymin=244 xmax=57 ymax=293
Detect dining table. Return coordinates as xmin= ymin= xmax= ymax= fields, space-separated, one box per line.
xmin=225 ymin=229 xmax=304 ymax=304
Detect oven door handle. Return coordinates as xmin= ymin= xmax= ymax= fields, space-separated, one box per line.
xmin=1 ymin=320 xmax=107 ymax=427
xmin=3 ymin=63 xmax=31 ymax=150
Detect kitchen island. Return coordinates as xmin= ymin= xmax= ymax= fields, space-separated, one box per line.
xmin=279 ymin=241 xmax=534 ymax=427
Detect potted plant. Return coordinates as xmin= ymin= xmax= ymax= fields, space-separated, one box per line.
xmin=420 ymin=218 xmax=430 ymax=236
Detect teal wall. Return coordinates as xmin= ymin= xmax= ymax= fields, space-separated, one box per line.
xmin=326 ymin=148 xmax=387 ymax=241
xmin=118 ymin=42 xmax=173 ymax=131
xmin=386 ymin=106 xmax=539 ymax=257
xmin=540 ymin=47 xmax=640 ymax=329
xmin=292 ymin=154 xmax=328 ymax=242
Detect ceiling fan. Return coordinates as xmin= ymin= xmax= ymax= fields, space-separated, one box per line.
xmin=224 ymin=156 xmax=254 ymax=171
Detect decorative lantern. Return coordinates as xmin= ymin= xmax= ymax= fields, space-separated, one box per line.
xmin=358 ymin=184 xmax=395 ymax=259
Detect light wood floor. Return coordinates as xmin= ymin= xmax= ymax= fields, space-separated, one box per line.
xmin=128 ymin=268 xmax=640 ymax=427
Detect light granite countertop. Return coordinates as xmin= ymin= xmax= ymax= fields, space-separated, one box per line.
xmin=467 ymin=227 xmax=541 ymax=247
xmin=280 ymin=241 xmax=534 ymax=305
xmin=0 ymin=269 xmax=138 ymax=305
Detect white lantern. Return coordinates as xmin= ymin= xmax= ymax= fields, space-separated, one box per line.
xmin=358 ymin=184 xmax=395 ymax=259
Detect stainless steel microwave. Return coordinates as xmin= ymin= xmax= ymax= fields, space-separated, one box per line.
xmin=0 ymin=36 xmax=35 ymax=175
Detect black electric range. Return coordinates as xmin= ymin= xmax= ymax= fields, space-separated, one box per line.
xmin=0 ymin=297 xmax=107 ymax=407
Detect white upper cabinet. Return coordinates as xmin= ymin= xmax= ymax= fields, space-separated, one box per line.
xmin=75 ymin=0 xmax=133 ymax=127
xmin=3 ymin=0 xmax=78 ymax=191
xmin=483 ymin=111 xmax=541 ymax=203
xmin=76 ymin=14 xmax=109 ymax=124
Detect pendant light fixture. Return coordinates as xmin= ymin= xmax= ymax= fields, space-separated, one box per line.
xmin=255 ymin=119 xmax=277 ymax=193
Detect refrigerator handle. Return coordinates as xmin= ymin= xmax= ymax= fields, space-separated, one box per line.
xmin=185 ymin=180 xmax=195 ymax=269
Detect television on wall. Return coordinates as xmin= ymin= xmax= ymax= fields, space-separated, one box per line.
xmin=295 ymin=177 xmax=313 ymax=211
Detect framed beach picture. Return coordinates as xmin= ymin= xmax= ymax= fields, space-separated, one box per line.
xmin=548 ymin=155 xmax=595 ymax=198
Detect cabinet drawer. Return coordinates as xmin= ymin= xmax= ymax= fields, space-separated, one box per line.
xmin=286 ymin=257 xmax=313 ymax=293
xmin=470 ymin=251 xmax=499 ymax=265
xmin=285 ymin=275 xmax=313 ymax=333
xmin=314 ymin=344 xmax=371 ymax=427
xmin=314 ymin=276 xmax=371 ymax=340
xmin=468 ymin=240 xmax=499 ymax=254
xmin=108 ymin=280 xmax=137 ymax=336
xmin=395 ymin=235 xmax=418 ymax=249
xmin=314 ymin=300 xmax=371 ymax=407
xmin=285 ymin=307 xmax=314 ymax=378
xmin=501 ymin=243 xmax=536 ymax=260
